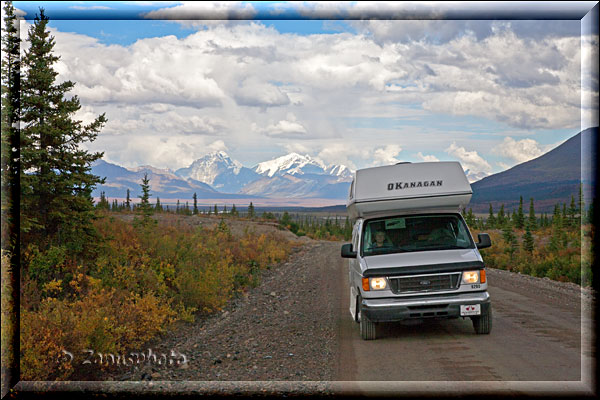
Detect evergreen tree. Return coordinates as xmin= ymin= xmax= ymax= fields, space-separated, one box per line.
xmin=549 ymin=203 xmax=566 ymax=251
xmin=1 ymin=0 xmax=20 ymax=253
xmin=223 ymin=204 xmax=227 ymax=214
xmin=515 ymin=196 xmax=524 ymax=229
xmin=502 ymin=220 xmax=518 ymax=260
xmin=214 ymin=204 xmax=218 ymax=215
xmin=247 ymin=202 xmax=255 ymax=219
xmin=231 ymin=204 xmax=238 ymax=216
xmin=487 ymin=204 xmax=496 ymax=228
xmin=193 ymin=192 xmax=198 ymax=215
xmin=523 ymin=224 xmax=534 ymax=254
xmin=465 ymin=208 xmax=475 ymax=227
xmin=497 ymin=204 xmax=505 ymax=226
xmin=185 ymin=201 xmax=190 ymax=215
xmin=155 ymin=196 xmax=162 ymax=212
xmin=176 ymin=200 xmax=180 ymax=214
xmin=579 ymin=183 xmax=584 ymax=226
xmin=568 ymin=195 xmax=577 ymax=228
xmin=20 ymin=8 xmax=106 ymax=250
xmin=133 ymin=173 xmax=155 ymax=228
xmin=125 ymin=188 xmax=131 ymax=211
xmin=528 ymin=198 xmax=537 ymax=231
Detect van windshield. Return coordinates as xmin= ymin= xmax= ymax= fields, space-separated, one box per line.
xmin=362 ymin=214 xmax=474 ymax=256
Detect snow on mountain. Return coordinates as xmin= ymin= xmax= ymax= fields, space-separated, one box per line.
xmin=175 ymin=151 xmax=260 ymax=193
xmin=253 ymin=153 xmax=328 ymax=177
xmin=130 ymin=165 xmax=179 ymax=179
xmin=326 ymin=164 xmax=353 ymax=180
xmin=175 ymin=151 xmax=242 ymax=184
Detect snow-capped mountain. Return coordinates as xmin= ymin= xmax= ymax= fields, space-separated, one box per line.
xmin=253 ymin=153 xmax=328 ymax=177
xmin=326 ymin=164 xmax=353 ymax=180
xmin=92 ymin=151 xmax=354 ymax=201
xmin=90 ymin=159 xmax=250 ymax=200
xmin=175 ymin=151 xmax=261 ymax=193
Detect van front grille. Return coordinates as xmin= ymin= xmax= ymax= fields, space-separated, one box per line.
xmin=388 ymin=273 xmax=461 ymax=294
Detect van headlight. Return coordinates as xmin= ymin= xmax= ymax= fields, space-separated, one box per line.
xmin=462 ymin=271 xmax=480 ymax=284
xmin=370 ymin=277 xmax=387 ymax=290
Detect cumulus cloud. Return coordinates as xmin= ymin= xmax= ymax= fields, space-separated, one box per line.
xmin=235 ymin=77 xmax=290 ymax=108
xmin=253 ymin=115 xmax=308 ymax=138
xmin=494 ymin=137 xmax=544 ymax=164
xmin=372 ymin=144 xmax=402 ymax=166
xmin=445 ymin=142 xmax=492 ymax=182
xmin=416 ymin=152 xmax=440 ymax=162
xmin=40 ymin=15 xmax=587 ymax=170
xmin=143 ymin=1 xmax=257 ymax=28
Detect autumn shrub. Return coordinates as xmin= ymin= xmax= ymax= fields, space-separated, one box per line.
xmin=20 ymin=214 xmax=293 ymax=380
xmin=472 ymin=225 xmax=587 ymax=285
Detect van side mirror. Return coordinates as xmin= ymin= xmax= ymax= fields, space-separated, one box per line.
xmin=341 ymin=243 xmax=357 ymax=258
xmin=477 ymin=233 xmax=492 ymax=249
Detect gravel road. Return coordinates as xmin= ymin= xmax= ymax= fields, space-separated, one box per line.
xmin=61 ymin=217 xmax=595 ymax=397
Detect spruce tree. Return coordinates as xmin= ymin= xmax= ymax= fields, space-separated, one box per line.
xmin=125 ymin=188 xmax=131 ymax=211
xmin=487 ymin=204 xmax=496 ymax=228
xmin=20 ymin=8 xmax=106 ymax=251
xmin=214 ymin=204 xmax=218 ymax=215
xmin=193 ymin=192 xmax=198 ymax=215
xmin=133 ymin=173 xmax=155 ymax=228
xmin=523 ymin=224 xmax=534 ymax=254
xmin=155 ymin=196 xmax=162 ymax=212
xmin=568 ymin=195 xmax=577 ymax=228
xmin=528 ymin=198 xmax=537 ymax=231
xmin=248 ymin=202 xmax=255 ymax=219
xmin=1 ymin=0 xmax=20 ymax=253
xmin=515 ymin=196 xmax=524 ymax=229
xmin=497 ymin=204 xmax=505 ymax=226
xmin=502 ymin=220 xmax=518 ymax=261
xmin=579 ymin=183 xmax=584 ymax=226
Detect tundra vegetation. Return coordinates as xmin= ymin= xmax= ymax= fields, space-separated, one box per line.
xmin=464 ymin=192 xmax=593 ymax=287
xmin=2 ymin=6 xmax=291 ymax=381
xmin=2 ymin=2 xmax=593 ymax=382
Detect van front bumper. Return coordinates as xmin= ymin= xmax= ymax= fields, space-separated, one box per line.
xmin=361 ymin=291 xmax=490 ymax=322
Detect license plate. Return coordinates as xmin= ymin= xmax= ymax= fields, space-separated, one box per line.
xmin=460 ymin=304 xmax=481 ymax=316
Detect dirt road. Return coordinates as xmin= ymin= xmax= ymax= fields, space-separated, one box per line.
xmin=333 ymin=239 xmax=595 ymax=395
xmin=52 ymin=221 xmax=594 ymax=397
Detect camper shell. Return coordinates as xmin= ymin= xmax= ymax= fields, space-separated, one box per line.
xmin=342 ymin=162 xmax=492 ymax=340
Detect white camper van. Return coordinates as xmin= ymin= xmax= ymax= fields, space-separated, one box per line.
xmin=341 ymin=162 xmax=492 ymax=340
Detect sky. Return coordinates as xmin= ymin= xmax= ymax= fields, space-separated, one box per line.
xmin=7 ymin=1 xmax=599 ymax=182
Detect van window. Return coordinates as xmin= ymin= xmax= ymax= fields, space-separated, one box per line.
xmin=362 ymin=214 xmax=474 ymax=256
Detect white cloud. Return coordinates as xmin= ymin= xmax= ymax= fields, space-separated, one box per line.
xmin=416 ymin=152 xmax=439 ymax=162
xmin=39 ymin=17 xmax=587 ymax=171
xmin=494 ymin=137 xmax=544 ymax=164
xmin=252 ymin=113 xmax=307 ymax=138
xmin=235 ymin=77 xmax=290 ymax=108
xmin=372 ymin=144 xmax=402 ymax=166
xmin=445 ymin=142 xmax=492 ymax=182
xmin=143 ymin=1 xmax=257 ymax=29
xmin=70 ymin=6 xmax=112 ymax=10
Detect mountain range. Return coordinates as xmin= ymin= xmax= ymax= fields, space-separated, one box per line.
xmin=91 ymin=151 xmax=354 ymax=201
xmin=91 ymin=127 xmax=596 ymax=211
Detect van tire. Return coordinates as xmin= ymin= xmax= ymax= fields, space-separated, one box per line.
xmin=472 ymin=304 xmax=492 ymax=334
xmin=358 ymin=296 xmax=376 ymax=340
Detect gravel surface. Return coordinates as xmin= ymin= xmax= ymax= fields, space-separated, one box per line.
xmin=63 ymin=215 xmax=594 ymax=395
xmin=109 ymin=240 xmax=340 ymax=383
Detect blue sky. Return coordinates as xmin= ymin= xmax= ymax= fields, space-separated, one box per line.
xmin=10 ymin=1 xmax=597 ymax=182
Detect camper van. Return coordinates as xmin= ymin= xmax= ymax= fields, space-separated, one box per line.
xmin=341 ymin=162 xmax=492 ymax=340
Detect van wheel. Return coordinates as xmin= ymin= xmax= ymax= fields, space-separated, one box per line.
xmin=472 ymin=304 xmax=492 ymax=334
xmin=358 ymin=296 xmax=376 ymax=340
